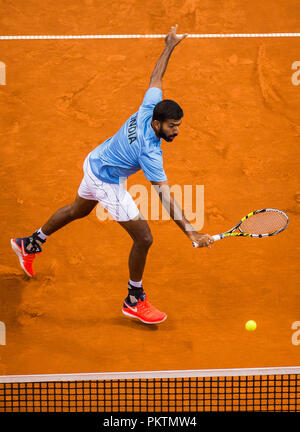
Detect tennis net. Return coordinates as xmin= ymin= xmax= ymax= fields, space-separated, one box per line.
xmin=0 ymin=367 xmax=299 ymax=412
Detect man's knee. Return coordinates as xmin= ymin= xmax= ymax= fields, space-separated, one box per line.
xmin=136 ymin=232 xmax=153 ymax=249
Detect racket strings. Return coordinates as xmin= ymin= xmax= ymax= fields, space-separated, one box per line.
xmin=239 ymin=211 xmax=288 ymax=235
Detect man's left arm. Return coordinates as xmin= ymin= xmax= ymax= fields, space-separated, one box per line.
xmin=151 ymin=180 xmax=214 ymax=248
xmin=148 ymin=25 xmax=188 ymax=90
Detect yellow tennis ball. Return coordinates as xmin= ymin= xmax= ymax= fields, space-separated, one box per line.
xmin=245 ymin=320 xmax=257 ymax=331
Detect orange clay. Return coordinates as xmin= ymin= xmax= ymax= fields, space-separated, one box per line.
xmin=0 ymin=0 xmax=299 ymax=375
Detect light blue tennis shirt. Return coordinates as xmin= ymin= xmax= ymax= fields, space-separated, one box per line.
xmin=89 ymin=87 xmax=167 ymax=184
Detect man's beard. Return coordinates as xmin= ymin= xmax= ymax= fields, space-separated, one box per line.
xmin=157 ymin=124 xmax=174 ymax=142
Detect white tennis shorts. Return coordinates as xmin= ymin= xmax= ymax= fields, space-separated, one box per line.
xmin=78 ymin=155 xmax=140 ymax=222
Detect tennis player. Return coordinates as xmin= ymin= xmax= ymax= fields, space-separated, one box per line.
xmin=11 ymin=25 xmax=214 ymax=324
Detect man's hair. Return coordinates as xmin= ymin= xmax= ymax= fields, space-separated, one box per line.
xmin=152 ymin=99 xmax=183 ymax=122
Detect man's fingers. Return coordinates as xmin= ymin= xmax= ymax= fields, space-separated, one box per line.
xmin=193 ymin=234 xmax=214 ymax=249
xmin=170 ymin=24 xmax=178 ymax=34
xmin=167 ymin=25 xmax=188 ymax=45
xmin=206 ymin=236 xmax=214 ymax=247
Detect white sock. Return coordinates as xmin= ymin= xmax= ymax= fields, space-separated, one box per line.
xmin=129 ymin=279 xmax=142 ymax=288
xmin=37 ymin=228 xmax=48 ymax=240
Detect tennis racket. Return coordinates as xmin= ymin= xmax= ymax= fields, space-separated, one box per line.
xmin=193 ymin=208 xmax=289 ymax=247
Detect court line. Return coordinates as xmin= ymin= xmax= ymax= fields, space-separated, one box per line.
xmin=0 ymin=33 xmax=300 ymax=40
xmin=0 ymin=366 xmax=299 ymax=383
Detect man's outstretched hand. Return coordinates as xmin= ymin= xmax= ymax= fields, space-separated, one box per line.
xmin=165 ymin=24 xmax=188 ymax=47
xmin=191 ymin=233 xmax=214 ymax=248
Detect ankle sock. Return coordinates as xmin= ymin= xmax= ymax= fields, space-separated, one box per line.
xmin=37 ymin=228 xmax=48 ymax=241
xmin=129 ymin=279 xmax=142 ymax=288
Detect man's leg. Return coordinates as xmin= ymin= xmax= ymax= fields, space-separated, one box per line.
xmin=118 ymin=215 xmax=167 ymax=324
xmin=11 ymin=194 xmax=97 ymax=276
xmin=41 ymin=194 xmax=98 ymax=235
xmin=118 ymin=216 xmax=153 ymax=283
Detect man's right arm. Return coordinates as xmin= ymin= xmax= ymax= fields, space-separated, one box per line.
xmin=150 ymin=180 xmax=214 ymax=248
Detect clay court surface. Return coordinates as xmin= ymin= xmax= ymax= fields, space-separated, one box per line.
xmin=0 ymin=1 xmax=299 ymax=376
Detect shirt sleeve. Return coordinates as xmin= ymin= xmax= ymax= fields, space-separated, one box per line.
xmin=138 ymin=148 xmax=167 ymax=182
xmin=140 ymin=87 xmax=162 ymax=111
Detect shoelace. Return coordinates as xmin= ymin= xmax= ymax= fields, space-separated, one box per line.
xmin=137 ymin=297 xmax=158 ymax=315
xmin=137 ymin=298 xmax=148 ymax=310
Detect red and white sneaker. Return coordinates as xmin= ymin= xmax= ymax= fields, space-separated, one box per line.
xmin=10 ymin=233 xmax=45 ymax=277
xmin=122 ymin=294 xmax=167 ymax=324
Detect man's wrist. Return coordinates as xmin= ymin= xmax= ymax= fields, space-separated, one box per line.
xmin=186 ymin=233 xmax=198 ymax=241
xmin=184 ymin=225 xmax=198 ymax=241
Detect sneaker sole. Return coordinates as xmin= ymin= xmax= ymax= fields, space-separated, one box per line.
xmin=10 ymin=239 xmax=33 ymax=277
xmin=122 ymin=309 xmax=167 ymax=324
